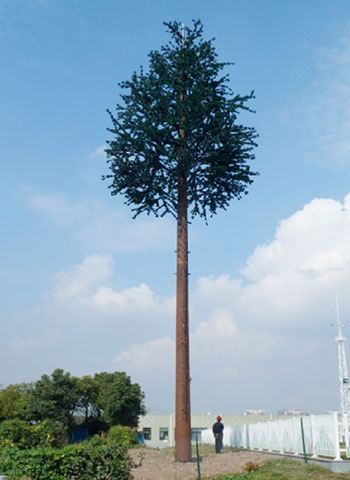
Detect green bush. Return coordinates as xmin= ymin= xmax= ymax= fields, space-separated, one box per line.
xmin=106 ymin=425 xmax=138 ymax=448
xmin=0 ymin=447 xmax=64 ymax=480
xmin=0 ymin=419 xmax=67 ymax=449
xmin=31 ymin=420 xmax=67 ymax=448
xmin=86 ymin=434 xmax=106 ymax=447
xmin=0 ymin=420 xmax=32 ymax=449
xmin=0 ymin=442 xmax=132 ymax=480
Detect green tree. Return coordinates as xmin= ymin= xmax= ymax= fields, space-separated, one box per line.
xmin=76 ymin=375 xmax=100 ymax=424
xmin=26 ymin=369 xmax=80 ymax=428
xmin=94 ymin=372 xmax=145 ymax=428
xmin=105 ymin=20 xmax=258 ymax=461
xmin=0 ymin=384 xmax=30 ymax=421
xmin=0 ymin=370 xmax=144 ymax=435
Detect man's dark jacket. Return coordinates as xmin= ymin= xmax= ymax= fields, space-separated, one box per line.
xmin=212 ymin=421 xmax=224 ymax=435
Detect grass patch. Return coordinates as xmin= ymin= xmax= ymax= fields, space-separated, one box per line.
xmin=211 ymin=459 xmax=350 ymax=479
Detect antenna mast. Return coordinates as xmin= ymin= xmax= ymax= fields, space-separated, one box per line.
xmin=334 ymin=294 xmax=350 ymax=417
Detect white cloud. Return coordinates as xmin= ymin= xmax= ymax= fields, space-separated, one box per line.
xmin=90 ymin=145 xmax=107 ymax=158
xmin=26 ymin=190 xmax=174 ymax=253
xmin=234 ymin=194 xmax=350 ymax=327
xmin=52 ymin=254 xmax=114 ymax=302
xmin=92 ymin=283 xmax=172 ymax=317
xmin=192 ymin=308 xmax=277 ymax=358
xmin=113 ymin=337 xmax=175 ymax=411
xmin=108 ymin=194 xmax=350 ymax=411
xmin=194 ymin=309 xmax=237 ymax=347
xmin=27 ymin=192 xmax=88 ymax=226
xmin=47 ymin=254 xmax=174 ymax=334
xmin=243 ymin=195 xmax=350 ymax=281
xmin=298 ymin=32 xmax=350 ymax=167
xmin=114 ymin=337 xmax=174 ymax=376
xmin=48 ymin=192 xmax=350 ymax=342
xmin=113 ymin=307 xmax=278 ymax=409
xmin=12 ymin=329 xmax=61 ymax=352
xmin=12 ymin=193 xmax=350 ymax=412
xmin=74 ymin=208 xmax=174 ymax=253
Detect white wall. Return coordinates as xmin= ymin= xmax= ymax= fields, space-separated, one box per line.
xmin=138 ymin=413 xmax=275 ymax=448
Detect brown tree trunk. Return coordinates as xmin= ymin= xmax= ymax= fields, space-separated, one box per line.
xmin=175 ymin=172 xmax=191 ymax=462
xmin=175 ymin=47 xmax=191 ymax=460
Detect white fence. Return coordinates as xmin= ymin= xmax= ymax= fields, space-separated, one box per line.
xmin=202 ymin=413 xmax=350 ymax=460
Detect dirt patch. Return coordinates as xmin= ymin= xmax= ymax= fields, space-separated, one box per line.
xmin=130 ymin=447 xmax=268 ymax=480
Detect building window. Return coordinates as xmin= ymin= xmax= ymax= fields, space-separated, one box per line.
xmin=143 ymin=428 xmax=151 ymax=440
xmin=191 ymin=428 xmax=205 ymax=442
xmin=159 ymin=427 xmax=168 ymax=441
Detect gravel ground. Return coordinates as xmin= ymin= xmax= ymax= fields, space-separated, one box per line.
xmin=130 ymin=447 xmax=268 ymax=480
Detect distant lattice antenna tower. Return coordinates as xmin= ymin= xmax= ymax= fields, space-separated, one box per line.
xmin=332 ymin=294 xmax=350 ymax=417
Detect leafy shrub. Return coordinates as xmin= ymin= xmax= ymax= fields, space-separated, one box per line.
xmin=86 ymin=434 xmax=106 ymax=447
xmin=32 ymin=420 xmax=67 ymax=448
xmin=0 ymin=420 xmax=32 ymax=449
xmin=0 ymin=419 xmax=67 ymax=449
xmin=107 ymin=425 xmax=138 ymax=448
xmin=0 ymin=442 xmax=132 ymax=480
xmin=0 ymin=447 xmax=64 ymax=480
xmin=63 ymin=443 xmax=132 ymax=479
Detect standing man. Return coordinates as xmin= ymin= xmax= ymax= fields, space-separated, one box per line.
xmin=212 ymin=415 xmax=224 ymax=453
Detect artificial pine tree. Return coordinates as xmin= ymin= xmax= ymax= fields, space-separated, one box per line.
xmin=104 ymin=20 xmax=258 ymax=462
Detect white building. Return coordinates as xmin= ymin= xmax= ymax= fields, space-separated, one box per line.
xmin=277 ymin=409 xmax=308 ymax=416
xmin=243 ymin=409 xmax=266 ymax=416
xmin=138 ymin=413 xmax=277 ymax=448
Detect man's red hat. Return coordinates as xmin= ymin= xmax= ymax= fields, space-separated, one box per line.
xmin=216 ymin=415 xmax=222 ymax=421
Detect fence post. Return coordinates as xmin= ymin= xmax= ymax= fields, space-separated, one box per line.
xmin=310 ymin=414 xmax=317 ymax=458
xmin=344 ymin=413 xmax=350 ymax=458
xmin=333 ymin=412 xmax=342 ymax=461
xmin=195 ymin=432 xmax=201 ymax=480
xmin=278 ymin=419 xmax=283 ymax=453
xmin=300 ymin=417 xmax=308 ymax=463
xmin=267 ymin=421 xmax=271 ymax=452
xmin=292 ymin=416 xmax=298 ymax=455
xmin=257 ymin=422 xmax=262 ymax=451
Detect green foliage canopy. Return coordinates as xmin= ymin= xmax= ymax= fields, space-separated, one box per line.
xmin=26 ymin=369 xmax=80 ymax=428
xmin=95 ymin=372 xmax=146 ymax=428
xmin=0 ymin=384 xmax=29 ymax=422
xmin=105 ymin=20 xmax=258 ymax=221
xmin=76 ymin=374 xmax=100 ymax=424
xmin=0 ymin=369 xmax=145 ymax=431
xmin=0 ymin=442 xmax=132 ymax=480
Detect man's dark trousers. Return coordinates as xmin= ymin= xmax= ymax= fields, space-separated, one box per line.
xmin=215 ymin=432 xmax=223 ymax=453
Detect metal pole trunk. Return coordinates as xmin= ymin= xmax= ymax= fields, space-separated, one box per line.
xmin=300 ymin=417 xmax=308 ymax=463
xmin=175 ymin=176 xmax=191 ymax=462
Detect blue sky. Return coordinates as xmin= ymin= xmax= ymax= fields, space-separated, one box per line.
xmin=2 ymin=0 xmax=350 ymax=414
